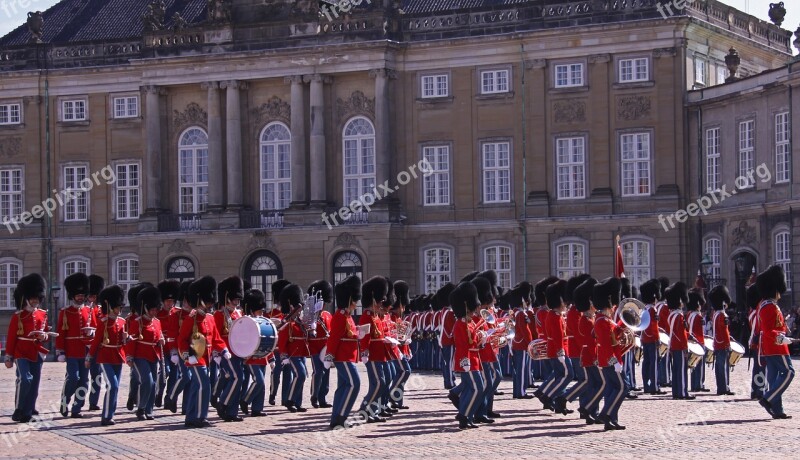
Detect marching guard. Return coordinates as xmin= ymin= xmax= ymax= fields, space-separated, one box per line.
xmin=308 ymin=280 xmax=334 ymax=409
xmin=86 ymin=275 xmax=105 ymax=411
xmin=709 ymin=285 xmax=735 ymax=396
xmin=57 ymin=273 xmax=92 ymax=418
xmin=241 ymin=289 xmax=269 ymax=417
xmin=268 ymin=279 xmax=291 ymax=406
xmin=215 ymin=276 xmax=246 ymax=421
xmin=686 ymin=288 xmax=708 ymax=393
xmin=277 ymin=283 xmax=310 ymax=413
xmin=592 ymin=277 xmax=626 ymax=430
xmin=325 ymin=275 xmax=362 ymax=429
xmin=126 ymin=286 xmax=165 ymax=421
xmin=665 ymin=282 xmax=693 ymax=400
xmin=86 ymin=285 xmax=127 ymax=425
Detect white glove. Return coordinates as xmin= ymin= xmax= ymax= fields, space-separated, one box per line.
xmin=188 ymin=356 xmax=198 ymax=365
xmin=614 ymin=362 xmax=623 ymax=374
xmin=222 ymin=349 xmax=231 ymax=360
xmin=213 ymin=356 xmax=222 ymax=365
xmin=398 ymin=352 xmax=405 ymax=360
xmin=269 ymin=361 xmax=275 ymax=370
xmin=323 ymin=360 xmax=333 ymax=370
xmin=463 ymin=365 xmax=471 ymax=372
xmin=360 ymin=356 xmax=369 ymax=364
xmin=170 ymin=354 xmax=180 ymax=365
xmin=57 ymin=354 xmax=66 ymax=363
xmin=404 ymin=338 xmax=412 ymax=345
xmin=777 ymin=334 xmax=793 ymax=346
xmin=558 ymin=355 xmax=566 ymax=364
xmin=281 ymin=358 xmax=290 ymax=366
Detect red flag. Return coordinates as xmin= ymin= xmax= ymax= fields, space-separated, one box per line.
xmin=615 ymin=237 xmax=625 ymax=279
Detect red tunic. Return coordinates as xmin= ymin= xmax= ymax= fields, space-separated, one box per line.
xmin=512 ymin=309 xmax=532 ymax=351
xmin=125 ymin=317 xmax=164 ymax=362
xmin=214 ymin=308 xmax=242 ymax=350
xmin=359 ymin=310 xmax=387 ymax=362
xmin=277 ymin=321 xmax=310 ymax=358
xmin=440 ymin=308 xmax=456 ymax=347
xmin=640 ymin=303 xmax=660 ymax=344
xmin=712 ymin=311 xmax=731 ymax=350
xmin=325 ymin=309 xmax=359 ymax=362
xmin=5 ymin=309 xmax=49 ymax=361
xmin=667 ymin=310 xmax=688 ymax=351
xmin=565 ymin=305 xmax=581 ymax=359
xmin=578 ymin=314 xmax=597 ymax=368
xmin=56 ymin=305 xmax=92 ymax=358
xmin=687 ymin=311 xmax=705 ymax=343
xmin=453 ymin=318 xmax=481 ymax=372
xmin=758 ymin=300 xmax=790 ymax=356
xmin=594 ymin=313 xmax=622 ymax=367
xmin=177 ymin=311 xmax=227 ymax=367
xmin=472 ymin=313 xmax=497 ymax=363
xmin=308 ymin=310 xmax=332 ymax=355
xmin=545 ymin=310 xmax=567 ymax=358
xmin=88 ymin=316 xmax=127 ymax=365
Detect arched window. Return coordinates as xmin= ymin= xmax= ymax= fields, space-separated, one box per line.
xmin=114 ymin=256 xmax=140 ymax=298
xmin=704 ymin=236 xmax=722 ymax=279
xmin=342 ymin=117 xmax=375 ymax=205
xmin=775 ymin=230 xmax=792 ymax=290
xmin=621 ymin=238 xmax=652 ymax=289
xmin=166 ymin=257 xmax=195 ymax=282
xmin=423 ymin=246 xmax=452 ymax=294
xmin=178 ymin=127 xmax=209 ymax=214
xmin=244 ymin=251 xmax=283 ymax=308
xmin=0 ymin=259 xmax=21 ymax=310
xmin=554 ymin=240 xmax=586 ymax=280
xmin=63 ymin=256 xmax=90 ymax=279
xmin=260 ymin=122 xmax=292 ymax=210
xmin=483 ymin=244 xmax=513 ymax=289
xmin=333 ymin=251 xmax=363 ymax=284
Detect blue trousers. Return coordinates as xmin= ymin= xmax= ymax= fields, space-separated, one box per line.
xmin=531 ymin=357 xmax=543 ymax=382
xmin=310 ymin=353 xmax=331 ymax=404
xmin=542 ymin=357 xmax=573 ymax=399
xmin=211 ymin=358 xmax=226 ymax=402
xmin=361 ymin=361 xmax=387 ymax=412
xmin=89 ymin=361 xmax=102 ymax=407
xmin=512 ymin=349 xmax=528 ymax=397
xmin=169 ymin=358 xmax=191 ymax=410
xmin=128 ymin=364 xmax=140 ymax=407
xmin=540 ymin=359 xmax=553 ymax=383
xmin=62 ymin=357 xmax=89 ymax=415
xmin=269 ymin=359 xmax=283 ymax=399
xmin=763 ymin=354 xmax=795 ymax=415
xmin=478 ymin=361 xmax=501 ymax=416
xmin=432 ymin=342 xmax=441 ymax=370
xmin=99 ymin=364 xmax=122 ymax=421
xmin=641 ymin=342 xmax=659 ymax=392
xmin=623 ymin=350 xmax=636 ymax=389
xmin=600 ymin=366 xmax=626 ymax=423
xmin=383 ymin=357 xmax=397 ymax=408
xmin=389 ymin=358 xmax=411 ymax=405
xmin=582 ymin=366 xmax=605 ymax=416
xmin=658 ymin=351 xmax=670 ymax=386
xmin=690 ymin=357 xmax=706 ymax=391
xmin=752 ymin=355 xmax=765 ymax=397
xmin=132 ymin=358 xmax=158 ymax=415
xmin=332 ymin=361 xmax=360 ymax=423
xmin=458 ymin=370 xmax=485 ymax=422
xmin=281 ymin=357 xmax=307 ymax=407
xmin=155 ymin=358 xmax=173 ymax=404
xmin=713 ymin=349 xmax=730 ymax=394
xmin=221 ymin=355 xmax=244 ymax=417
xmin=671 ymin=350 xmax=688 ymax=398
xmin=14 ymin=357 xmax=42 ymax=419
xmin=185 ymin=366 xmax=210 ymax=423
xmin=441 ymin=345 xmax=455 ymax=389
xmin=244 ymin=364 xmax=266 ymax=413
xmin=564 ymin=357 xmax=587 ymax=402
xmin=165 ymin=357 xmax=180 ymax=403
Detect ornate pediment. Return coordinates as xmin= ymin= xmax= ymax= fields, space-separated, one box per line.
xmin=173 ymin=102 xmax=208 ymax=130
xmin=167 ymin=239 xmax=191 ymax=254
xmin=249 ymin=231 xmax=277 ymax=252
xmin=617 ymin=95 xmax=652 ymax=121
xmin=253 ymin=96 xmax=291 ymax=126
xmin=334 ymin=232 xmax=359 ymax=248
xmin=336 ymin=90 xmax=374 ymax=123
xmin=731 ymin=221 xmax=757 ymax=246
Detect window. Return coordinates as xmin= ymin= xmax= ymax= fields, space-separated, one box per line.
xmin=0 ymin=168 xmax=23 ymax=221
xmin=62 ymin=99 xmax=86 ymax=121
xmin=738 ymin=120 xmax=755 ymax=186
xmin=165 ymin=257 xmax=195 ymax=283
xmin=244 ymin=251 xmax=283 ymax=309
xmin=113 ymin=96 xmax=139 ymax=119
xmin=717 ymin=66 xmax=727 ymax=85
xmin=114 ymin=257 xmax=139 ymax=297
xmin=555 ymin=64 xmax=584 ymax=88
xmin=63 ymin=257 xmax=89 ymax=278
xmin=704 ymin=237 xmax=722 ymax=279
xmin=423 ymin=247 xmax=452 ymax=294
xmin=0 ymin=103 xmax=21 ymax=125
xmin=775 ymin=231 xmax=792 ymax=290
xmin=421 ymin=74 xmax=449 ymax=98
xmin=260 ymin=122 xmax=292 ymax=210
xmin=484 ymin=245 xmax=512 ymax=289
xmin=620 ymin=132 xmax=651 ymax=196
xmin=619 ymin=58 xmax=649 ymax=83
xmin=705 ymin=128 xmax=720 ymax=192
xmin=333 ymin=251 xmax=363 ymax=285
xmin=422 ymin=145 xmax=450 ymax=205
xmin=481 ymin=69 xmax=509 ymax=94
xmin=776 ymin=112 xmax=790 ymax=183
xmin=115 ymin=163 xmax=140 ymax=219
xmin=64 ymin=165 xmax=88 ymax=221
xmin=482 ymin=141 xmax=511 ymax=203
xmin=621 ymin=240 xmax=651 ymax=288
xmin=0 ymin=261 xmax=21 ymax=310
xmin=556 ymin=137 xmax=585 ymax=199
xmin=342 ymin=117 xmax=375 ymax=206
xmin=178 ymin=128 xmax=209 ymax=214
xmin=555 ymin=242 xmax=586 ymax=279
xmin=695 ymin=58 xmax=707 ymax=85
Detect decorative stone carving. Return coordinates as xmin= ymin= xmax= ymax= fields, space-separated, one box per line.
xmin=253 ymin=96 xmax=291 ymax=125
xmin=248 ymin=233 xmax=277 ymax=252
xmin=173 ymin=102 xmax=208 ymax=129
xmin=334 ymin=232 xmax=359 ymax=248
xmin=292 ymin=0 xmax=319 ymax=19
xmin=167 ymin=239 xmax=191 ymax=254
xmin=617 ymin=95 xmax=651 ymax=121
xmin=588 ymin=53 xmax=610 ymax=64
xmin=0 ymin=137 xmax=21 ymax=159
xmin=142 ymin=0 xmax=166 ymax=32
xmin=27 ymin=12 xmax=44 ymax=43
xmin=207 ymin=0 xmax=232 ymax=24
xmin=172 ymin=12 xmax=188 ymax=31
xmin=653 ymin=47 xmax=677 ymax=58
xmin=553 ymin=229 xmax=583 ymax=240
xmin=553 ymin=100 xmax=586 ymax=123
xmin=732 ymin=221 xmax=756 ymax=246
xmin=336 ymin=91 xmax=375 ymax=122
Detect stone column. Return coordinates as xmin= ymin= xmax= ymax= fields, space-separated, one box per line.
xmin=285 ymin=75 xmax=307 ymax=206
xmin=304 ymin=74 xmax=332 ymax=205
xmin=143 ymin=85 xmax=166 ymax=214
xmin=370 ymin=69 xmax=395 ymax=190
xmin=221 ymin=80 xmax=247 ymax=210
xmin=202 ymin=81 xmax=224 ymax=211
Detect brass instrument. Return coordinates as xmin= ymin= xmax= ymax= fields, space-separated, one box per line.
xmin=486 ymin=316 xmax=516 ymax=350
xmin=616 ymin=298 xmax=651 ymax=355
xmin=527 ymin=338 xmax=548 ymax=360
xmin=190 ymin=303 xmax=207 ymax=358
xmin=386 ymin=319 xmax=413 ymax=343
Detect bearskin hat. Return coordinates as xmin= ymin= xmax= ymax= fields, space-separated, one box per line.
xmin=334 ymin=275 xmax=361 ymax=309
xmin=574 ymin=278 xmax=598 ymax=313
xmin=393 ymin=280 xmax=410 ymax=308
xmin=665 ymin=282 xmax=689 ymax=310
xmin=746 ymin=284 xmax=760 ymax=311
xmin=64 ymin=272 xmax=90 ymax=300
xmin=243 ymin=289 xmax=266 ymax=316
xmin=512 ymin=281 xmax=533 ymax=306
xmin=158 ymin=280 xmax=181 ymax=302
xmin=657 ymin=277 xmax=670 ymax=299
xmin=219 ymin=276 xmax=244 ymax=305
xmin=361 ymin=276 xmax=388 ymax=308
xmin=127 ymin=282 xmax=153 ymax=314
xmin=686 ymin=287 xmax=705 ymax=311
xmin=271 ymin=279 xmax=292 ymax=304
xmin=383 ymin=277 xmax=395 ymax=308
xmin=708 ymin=285 xmax=731 ymax=311
xmin=189 ymin=276 xmax=216 ymax=309
xmin=495 ymin=292 xmax=510 ymax=311
xmin=546 ymin=279 xmax=567 ymax=310
xmin=308 ymin=280 xmax=333 ymax=303
xmin=433 ymin=282 xmax=456 ymax=309
xmin=179 ymin=280 xmax=193 ymax=303
xmin=565 ymin=274 xmax=591 ymax=305
xmin=16 ymin=273 xmax=46 ymax=309
xmin=592 ymin=277 xmax=620 ymax=310
xmin=639 ymin=279 xmax=660 ymax=304
xmin=471 ymin=276 xmax=494 ymax=305
xmin=243 ymin=279 xmax=253 ymax=292
xmin=534 ymin=276 xmax=560 ymax=307
xmin=476 ymin=270 xmax=499 ymax=298
xmin=756 ymin=265 xmax=787 ymax=300
xmin=88 ymin=275 xmax=105 ymax=297
xmin=279 ymin=283 xmax=303 ymax=314
xmin=137 ymin=286 xmax=162 ymax=314
xmin=450 ymin=281 xmax=480 ymax=319
xmin=460 ymin=271 xmax=479 ymax=283
xmin=620 ymin=277 xmax=632 ymax=299
xmin=97 ymin=285 xmax=125 ymax=315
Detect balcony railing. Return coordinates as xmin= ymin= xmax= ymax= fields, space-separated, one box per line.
xmin=343 ymin=211 xmax=369 ymax=225
xmin=239 ymin=209 xmax=284 ymax=229
xmin=158 ymin=213 xmax=202 ymax=232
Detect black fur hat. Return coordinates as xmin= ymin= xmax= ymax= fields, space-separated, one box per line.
xmin=506 ymin=284 xmax=525 ymax=309
xmin=471 ymin=276 xmax=493 ymax=305
xmin=512 ymin=281 xmax=533 ymax=306
xmin=17 ymin=273 xmax=46 ymax=308
xmin=450 ymin=281 xmax=480 ymax=319
xmin=546 ymin=279 xmax=567 ymax=310
xmin=279 ymin=284 xmax=303 ymax=314
xmin=137 ymin=286 xmax=162 ymax=314
xmin=189 ymin=276 xmax=217 ymax=309
xmin=756 ymin=265 xmax=787 ymax=300
xmin=334 ymin=275 xmax=361 ymax=309
xmin=393 ymin=280 xmax=410 ymax=308
xmin=460 ymin=271 xmax=479 ymax=283
xmin=495 ymin=292 xmax=510 ymax=311
xmin=97 ymin=285 xmax=125 ymax=315
xmin=476 ymin=270 xmax=499 ymax=298
xmin=687 ymin=287 xmax=705 ymax=311
xmin=665 ymin=282 xmax=689 ymax=310
xmin=308 ymin=280 xmax=333 ymax=303
xmin=433 ymin=282 xmax=456 ymax=309
xmin=361 ymin=276 xmax=389 ymax=308
xmin=574 ymin=278 xmax=598 ymax=313
xmin=219 ymin=276 xmax=244 ymax=305
xmin=158 ymin=280 xmax=181 ymax=302
xmin=592 ymin=277 xmax=620 ymax=310
xmin=639 ymin=279 xmax=660 ymax=304
xmin=179 ymin=280 xmax=193 ymax=303
xmin=64 ymin=272 xmax=90 ymax=300
xmin=383 ymin=277 xmax=395 ymax=308
xmin=243 ymin=279 xmax=252 ymax=292
xmin=746 ymin=284 xmax=760 ymax=311
xmin=657 ymin=277 xmax=670 ymax=299
xmin=534 ymin=276 xmax=559 ymax=307
xmin=88 ymin=275 xmax=105 ymax=297
xmin=708 ymin=285 xmax=731 ymax=311
xmin=243 ymin=289 xmax=266 ymax=316
xmin=607 ymin=277 xmax=622 ymax=307
xmin=127 ymin=282 xmax=153 ymax=314
xmin=271 ymin=279 xmax=292 ymax=304
xmin=620 ymin=277 xmax=632 ymax=299
xmin=565 ymin=274 xmax=591 ymax=305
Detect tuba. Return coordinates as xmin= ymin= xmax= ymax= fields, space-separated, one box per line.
xmin=616 ymin=298 xmax=651 ymax=355
xmin=190 ymin=304 xmax=207 ymax=359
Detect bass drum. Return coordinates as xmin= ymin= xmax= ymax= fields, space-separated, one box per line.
xmin=729 ymin=340 xmax=746 ymax=369
xmin=229 ymin=316 xmax=277 ymax=359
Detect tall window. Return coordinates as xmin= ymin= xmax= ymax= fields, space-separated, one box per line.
xmin=705 ymin=128 xmax=721 ymax=192
xmin=260 ymin=122 xmax=292 ymax=210
xmin=694 ymin=58 xmax=707 ymax=85
xmin=716 ymin=66 xmax=727 ymax=85
xmin=619 ymin=58 xmax=648 ymax=82
xmin=555 ymin=64 xmax=583 ymax=88
xmin=555 ymin=242 xmax=585 ymax=279
xmin=343 ymin=117 xmax=375 ymax=206
xmin=556 ymin=137 xmax=585 ymax=199
xmin=423 ymin=247 xmax=451 ymax=294
xmin=704 ymin=237 xmax=722 ymax=279
xmin=620 ymin=132 xmax=651 ymax=196
xmin=776 ymin=112 xmax=790 ymax=183
xmin=621 ymin=240 xmax=651 ymax=288
xmin=113 ymin=96 xmax=139 ymax=119
xmin=0 ymin=261 xmax=21 ymax=310
xmin=64 ymin=165 xmax=88 ymax=221
xmin=63 ymin=257 xmax=89 ymax=279
xmin=0 ymin=103 xmax=21 ymax=125
xmin=178 ymin=128 xmax=209 ymax=214
xmin=775 ymin=231 xmax=792 ymax=290
xmin=244 ymin=251 xmax=283 ymax=309
xmin=166 ymin=257 xmax=195 ymax=283
xmin=738 ymin=120 xmax=755 ymax=185
xmin=114 ymin=257 xmax=139 ymax=297
xmin=482 ymin=141 xmax=511 ymax=203
xmin=0 ymin=168 xmax=23 ymax=221
xmin=115 ymin=163 xmax=140 ymax=219
xmin=423 ymin=145 xmax=450 ymax=205
xmin=481 ymin=69 xmax=509 ymax=94
xmin=484 ymin=245 xmax=512 ymax=289
xmin=333 ymin=251 xmax=363 ymax=285
xmin=421 ymin=74 xmax=448 ymax=98
xmin=62 ymin=99 xmax=86 ymax=121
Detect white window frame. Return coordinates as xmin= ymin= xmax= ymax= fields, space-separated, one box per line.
xmin=620 ymin=132 xmax=651 ymax=196
xmin=694 ymin=58 xmax=707 ymax=85
xmin=621 ymin=238 xmax=652 ymax=289
xmin=112 ymin=95 xmax=139 ymax=119
xmin=342 ymin=117 xmax=376 ymax=206
xmin=113 ymin=255 xmax=140 ymax=297
xmin=775 ymin=230 xmax=792 ymax=291
xmin=421 ymin=74 xmax=449 ymax=98
xmin=775 ymin=112 xmax=790 ymax=183
xmin=554 ymin=63 xmax=584 ymax=88
xmin=738 ymin=120 xmax=755 ymax=187
xmin=480 ymin=69 xmax=510 ymax=94
xmin=178 ymin=127 xmax=209 ymax=215
xmin=619 ymin=58 xmax=649 ymax=83
xmin=0 ymin=258 xmax=22 ymax=311
xmin=0 ymin=103 xmax=21 ymax=125
xmin=556 ymin=136 xmax=586 ymax=199
xmin=422 ymin=246 xmax=452 ymax=294
xmin=0 ymin=167 xmax=24 ymax=222
xmin=114 ymin=162 xmax=140 ymax=220
xmin=260 ymin=122 xmax=292 ymax=211
xmin=704 ymin=237 xmax=722 ymax=280
xmin=483 ymin=244 xmax=513 ymax=290
xmin=62 ymin=99 xmax=87 ymax=121
xmin=482 ymin=141 xmax=511 ymax=203
xmin=554 ymin=240 xmax=586 ymax=280
xmin=422 ymin=145 xmax=450 ymax=206
xmin=706 ymin=127 xmax=721 ymax=192
xmin=716 ymin=66 xmax=727 ymax=85
xmin=63 ymin=164 xmax=89 ymax=222
xmin=62 ymin=256 xmax=90 ymax=281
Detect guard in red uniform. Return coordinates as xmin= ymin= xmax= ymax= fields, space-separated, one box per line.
xmin=470 ymin=276 xmax=498 ymax=423
xmin=124 ymin=283 xmax=152 ymax=412
xmin=686 ymin=288 xmax=708 ymax=392
xmin=325 ymin=275 xmax=362 ymax=429
xmin=358 ymin=276 xmax=390 ymax=422
xmin=86 ymin=274 xmax=105 ymax=411
xmin=656 ymin=277 xmax=671 ymax=387
xmin=86 ymin=285 xmax=127 ymax=425
xmin=215 ymin=276 xmax=245 ymax=421
xmin=708 ymin=285 xmax=734 ymax=396
xmin=746 ymin=284 xmax=764 ymax=400
xmin=126 ymin=286 xmax=164 ymax=421
xmin=277 ymin=284 xmax=310 ymax=412
xmin=639 ymin=279 xmax=665 ymax=395
xmin=268 ymin=279 xmax=291 ymax=406
xmin=440 ymin=283 xmax=457 ymax=389
xmin=388 ymin=280 xmax=413 ymax=409
xmin=573 ymin=278 xmax=603 ymax=425
xmin=165 ymin=280 xmax=193 ymax=414
xmin=562 ymin=275 xmax=591 ymax=410
xmin=666 ymin=282 xmax=693 ymax=400
xmin=307 ymin=280 xmax=333 ymax=409
xmin=56 ymin=273 xmax=92 ymax=418
xmin=593 ymin=277 xmax=626 ymax=430
xmin=451 ymin=281 xmax=484 ymax=429
xmin=156 ymin=280 xmax=180 ymax=408
xmin=756 ymin=265 xmax=795 ymax=419
xmin=511 ymin=282 xmax=533 ymax=398
xmin=241 ymin=289 xmax=269 ymax=417
xmin=540 ymin=280 xmax=573 ymax=414
xmin=533 ymin=277 xmax=559 ymax=389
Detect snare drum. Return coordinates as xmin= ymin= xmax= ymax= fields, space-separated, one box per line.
xmin=687 ymin=339 xmax=706 ymax=369
xmin=658 ymin=331 xmax=670 ymax=358
xmin=728 ymin=340 xmax=745 ymax=369
xmin=229 ymin=316 xmax=277 ymax=359
xmin=703 ymin=336 xmax=715 ymax=364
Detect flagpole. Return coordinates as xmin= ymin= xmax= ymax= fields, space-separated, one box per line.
xmin=615 ymin=234 xmax=620 ymax=277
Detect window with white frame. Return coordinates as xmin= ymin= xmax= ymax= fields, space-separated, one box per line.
xmin=62 ymin=99 xmax=86 ymax=121
xmin=482 ymin=141 xmax=511 ymax=203
xmin=556 ymin=137 xmax=585 ymax=199
xmin=421 ymin=74 xmax=449 ymax=98
xmin=619 ymin=58 xmax=649 ymax=83
xmin=706 ymin=128 xmax=720 ymax=192
xmin=738 ymin=120 xmax=755 ymax=186
xmin=484 ymin=245 xmax=512 ymax=290
xmin=621 ymin=240 xmax=651 ymax=288
xmin=115 ymin=257 xmax=139 ymax=297
xmin=480 ymin=69 xmax=509 ymax=94
xmin=423 ymin=145 xmax=450 ymax=205
xmin=423 ymin=247 xmax=451 ymax=294
xmin=716 ymin=66 xmax=727 ymax=85
xmin=620 ymin=132 xmax=651 ymax=196
xmin=704 ymin=237 xmax=722 ymax=279
xmin=776 ymin=112 xmax=790 ymax=183
xmin=64 ymin=165 xmax=88 ymax=221
xmin=113 ymin=96 xmax=139 ymax=119
xmin=775 ymin=231 xmax=792 ymax=290
xmin=63 ymin=258 xmax=89 ymax=278
xmin=0 ymin=168 xmax=23 ymax=221
xmin=555 ymin=242 xmax=586 ymax=280
xmin=0 ymin=261 xmax=21 ymax=310
xmin=555 ymin=64 xmax=584 ymax=88
xmin=695 ymin=58 xmax=707 ymax=85
xmin=0 ymin=103 xmax=21 ymax=125
xmin=260 ymin=122 xmax=292 ymax=210
xmin=115 ymin=163 xmax=139 ymax=219
xmin=178 ymin=127 xmax=209 ymax=214
xmin=343 ymin=117 xmax=376 ymax=206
